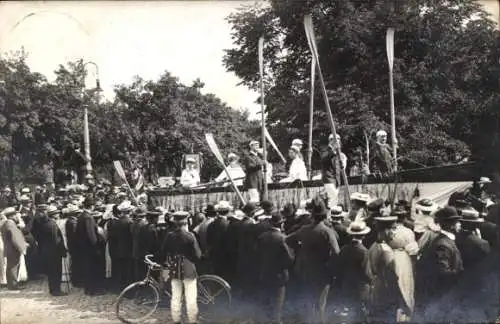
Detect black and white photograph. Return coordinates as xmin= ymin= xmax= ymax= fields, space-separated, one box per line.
xmin=0 ymin=0 xmax=500 ymax=323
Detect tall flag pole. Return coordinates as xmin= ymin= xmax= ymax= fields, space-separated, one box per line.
xmin=386 ymin=28 xmax=397 ymax=172
xmin=304 ymin=15 xmax=351 ymax=209
xmin=258 ymin=36 xmax=268 ymax=200
xmin=308 ymin=56 xmax=316 ymax=179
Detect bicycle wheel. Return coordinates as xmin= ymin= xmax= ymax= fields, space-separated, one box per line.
xmin=116 ymin=281 xmax=160 ymax=324
xmin=197 ymin=274 xmax=232 ymax=322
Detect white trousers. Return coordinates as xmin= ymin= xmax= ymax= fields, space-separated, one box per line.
xmin=324 ymin=183 xmax=339 ymax=209
xmin=248 ymin=188 xmax=260 ymax=204
xmin=171 ymin=278 xmax=198 ymax=323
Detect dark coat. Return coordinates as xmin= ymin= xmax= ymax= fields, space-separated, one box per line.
xmin=206 ymin=216 xmax=230 ymax=257
xmin=416 ymin=233 xmax=463 ymax=305
xmin=235 ymin=217 xmax=258 ymax=282
xmin=132 ymin=218 xmax=147 ymax=259
xmin=75 ymin=213 xmax=101 ymax=254
xmin=1 ymin=219 xmax=27 ymax=259
xmin=137 ymin=223 xmax=159 ymax=258
xmin=286 ymin=220 xmax=340 ymax=288
xmin=65 ymin=215 xmax=79 ymax=255
xmin=479 ymin=221 xmax=499 ymax=249
xmin=372 ymin=142 xmax=394 ymax=174
xmin=243 ymin=152 xmax=264 ymax=190
xmin=456 ymin=230 xmax=490 ymax=271
xmin=337 ymin=240 xmax=373 ymax=303
xmin=320 ymin=145 xmax=342 ymax=185
xmin=108 ymin=216 xmax=133 ymax=259
xmin=158 ymin=227 xmax=202 ymax=280
xmin=256 ymin=227 xmax=294 ymax=287
xmin=35 ymin=215 xmax=66 ymax=260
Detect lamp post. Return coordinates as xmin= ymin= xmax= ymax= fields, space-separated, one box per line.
xmin=82 ymin=61 xmax=101 ymax=178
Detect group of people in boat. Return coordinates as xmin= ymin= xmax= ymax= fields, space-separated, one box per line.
xmin=0 ymin=168 xmax=498 ymax=323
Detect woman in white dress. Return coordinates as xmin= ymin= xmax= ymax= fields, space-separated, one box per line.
xmin=15 ymin=213 xmax=28 ymax=284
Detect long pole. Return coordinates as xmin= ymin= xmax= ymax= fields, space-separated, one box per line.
xmin=82 ymin=61 xmax=101 ymax=178
xmin=258 ymin=36 xmax=268 ymax=200
xmin=304 ymin=15 xmax=351 ymax=209
xmin=307 ymin=57 xmax=315 ymax=179
xmin=386 ymin=28 xmax=397 ymax=172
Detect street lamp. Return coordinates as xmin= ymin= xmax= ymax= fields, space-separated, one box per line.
xmin=82 ymin=61 xmax=101 ymax=178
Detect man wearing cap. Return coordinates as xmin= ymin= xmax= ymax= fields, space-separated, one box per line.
xmin=1 ymin=208 xmax=28 ymax=290
xmin=206 ymin=201 xmax=231 ymax=279
xmin=329 ymin=206 xmax=350 ymax=248
xmin=321 ymin=133 xmax=347 ymax=209
xmin=280 ymin=146 xmax=308 ymax=183
xmin=131 ymin=207 xmax=148 ymax=281
xmin=415 ymin=206 xmax=463 ymax=321
xmin=180 ymin=157 xmax=200 ymax=188
xmin=36 ymin=206 xmax=67 ymax=296
xmin=286 ymin=197 xmax=340 ymax=322
xmin=157 ymin=211 xmax=202 ymax=324
xmin=244 ymin=140 xmax=265 ymax=203
xmin=255 ymin=212 xmax=294 ymax=323
xmin=215 ymin=153 xmax=245 ymax=187
xmin=193 ymin=205 xmax=217 ymax=254
xmin=372 ymin=130 xmax=394 ymax=175
xmin=136 ymin=210 xmax=160 ymax=280
xmin=107 ymin=201 xmax=134 ymax=290
xmin=64 ymin=205 xmax=83 ymax=287
xmin=336 ymin=221 xmax=373 ymax=322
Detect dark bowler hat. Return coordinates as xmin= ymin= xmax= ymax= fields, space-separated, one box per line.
xmin=260 ymin=200 xmax=274 ymax=213
xmin=204 ymin=204 xmax=217 ymax=217
xmin=435 ymin=206 xmax=461 ymax=223
xmin=270 ymin=211 xmax=285 ymax=227
xmin=367 ymin=198 xmax=385 ymax=213
xmin=242 ymin=202 xmax=258 ymax=216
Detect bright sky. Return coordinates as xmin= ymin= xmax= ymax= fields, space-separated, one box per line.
xmin=0 ymin=1 xmax=261 ymax=119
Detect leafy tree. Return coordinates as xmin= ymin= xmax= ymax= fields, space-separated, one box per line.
xmin=224 ymin=0 xmax=500 ymax=171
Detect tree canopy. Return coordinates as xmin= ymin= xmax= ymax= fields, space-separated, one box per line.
xmin=0 ymin=53 xmax=254 ymax=185
xmin=223 ymin=0 xmax=500 ymax=171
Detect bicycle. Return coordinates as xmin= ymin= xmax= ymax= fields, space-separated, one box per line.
xmin=116 ymin=254 xmax=232 ymax=323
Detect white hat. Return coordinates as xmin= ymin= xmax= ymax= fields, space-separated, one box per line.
xmin=328 ymin=133 xmax=341 ymax=141
xmin=330 ymin=206 xmax=346 ymax=218
xmin=486 ymin=198 xmax=495 ymax=209
xmin=47 ymin=205 xmax=59 ymax=216
xmin=186 ymin=157 xmax=196 ymax=164
xmin=292 ymin=139 xmax=303 ymax=146
xmin=376 ymin=130 xmax=387 ymax=137
xmin=228 ymin=153 xmax=238 ymax=160
xmin=232 ymin=210 xmax=245 ymax=220
xmin=20 ymin=195 xmax=30 ymax=202
xmin=249 ymin=140 xmax=259 ymax=147
xmin=3 ymin=187 xmax=10 ymax=192
xmin=350 ymin=192 xmax=371 ymax=202
xmin=416 ymin=198 xmax=438 ymax=214
xmin=346 ymin=221 xmax=371 ymax=236
xmin=21 ymin=187 xmax=30 ymax=194
xmin=63 ymin=205 xmax=82 ymax=215
xmin=215 ymin=200 xmax=233 ymax=212
xmin=3 ymin=207 xmax=16 ymax=217
xmin=295 ymin=208 xmax=310 ymax=216
xmin=254 ymin=208 xmax=265 ymax=217
xmin=479 ymin=177 xmax=492 ymax=184
xmin=117 ymin=201 xmax=134 ymax=212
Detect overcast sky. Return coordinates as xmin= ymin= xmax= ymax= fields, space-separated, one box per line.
xmin=0 ymin=1 xmax=261 ymax=119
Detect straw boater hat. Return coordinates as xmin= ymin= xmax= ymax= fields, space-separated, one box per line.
xmin=20 ymin=195 xmax=30 ymax=202
xmin=171 ymin=211 xmax=190 ymax=222
xmin=64 ymin=204 xmax=82 ymax=216
xmin=215 ymin=201 xmax=233 ymax=213
xmin=346 ymin=221 xmax=371 ymax=236
xmin=350 ymin=192 xmax=370 ymax=203
xmin=330 ymin=206 xmax=346 ymax=219
xmin=117 ymin=201 xmax=134 ymax=213
xmin=21 ymin=187 xmax=31 ymax=194
xmin=228 ymin=153 xmax=238 ymax=161
xmin=186 ymin=157 xmax=196 ymax=164
xmin=416 ymin=198 xmax=438 ymax=214
xmin=460 ymin=206 xmax=484 ymax=223
xmin=46 ymin=205 xmax=60 ymax=217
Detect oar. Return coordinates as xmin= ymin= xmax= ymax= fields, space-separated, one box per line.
xmin=386 ymin=28 xmax=398 ymax=209
xmin=303 ymin=15 xmax=351 ymax=209
xmin=258 ymin=36 xmax=268 ymax=200
xmin=205 ymin=133 xmax=246 ymax=205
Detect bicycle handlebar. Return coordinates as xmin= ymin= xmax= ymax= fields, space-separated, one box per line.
xmin=144 ymin=254 xmax=161 ymax=269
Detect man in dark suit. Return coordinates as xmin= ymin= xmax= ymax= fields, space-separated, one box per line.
xmin=286 ymin=197 xmax=340 ymax=323
xmin=416 ymin=206 xmax=463 ymax=321
xmin=206 ymin=201 xmax=231 ymax=280
xmin=36 ymin=206 xmax=67 ymax=296
xmin=1 ymin=208 xmax=28 ymax=290
xmin=243 ymin=140 xmax=265 ymax=204
xmin=136 ymin=211 xmax=160 ymax=280
xmin=131 ymin=207 xmax=148 ymax=281
xmin=321 ymin=133 xmax=347 ymax=208
xmin=256 ymin=212 xmax=294 ymax=323
xmin=64 ymin=206 xmax=83 ymax=288
xmin=107 ymin=201 xmax=134 ymax=290
xmin=336 ymin=221 xmax=373 ymax=322
xmin=456 ymin=207 xmax=490 ymax=271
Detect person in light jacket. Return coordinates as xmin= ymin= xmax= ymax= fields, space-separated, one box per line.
xmin=280 ymin=146 xmax=308 ymax=183
xmin=156 ymin=211 xmax=202 ymax=324
xmin=180 ymin=158 xmax=200 ymax=188
xmin=1 ymin=207 xmax=28 ymax=290
xmin=215 ymin=153 xmax=245 ymax=187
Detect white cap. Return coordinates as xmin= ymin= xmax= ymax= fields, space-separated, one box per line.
xmin=186 ymin=157 xmax=196 ymax=163
xmin=292 ymin=139 xmax=303 ymax=146
xmin=350 ymin=192 xmax=371 ymax=202
xmin=228 ymin=153 xmax=238 ymax=160
xmin=328 ymin=133 xmax=341 ymax=141
xmin=376 ymin=130 xmax=387 ymax=137
xmin=21 ymin=187 xmax=30 ymax=194
xmin=3 ymin=187 xmax=10 ymax=192
xmin=215 ymin=200 xmax=233 ymax=212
